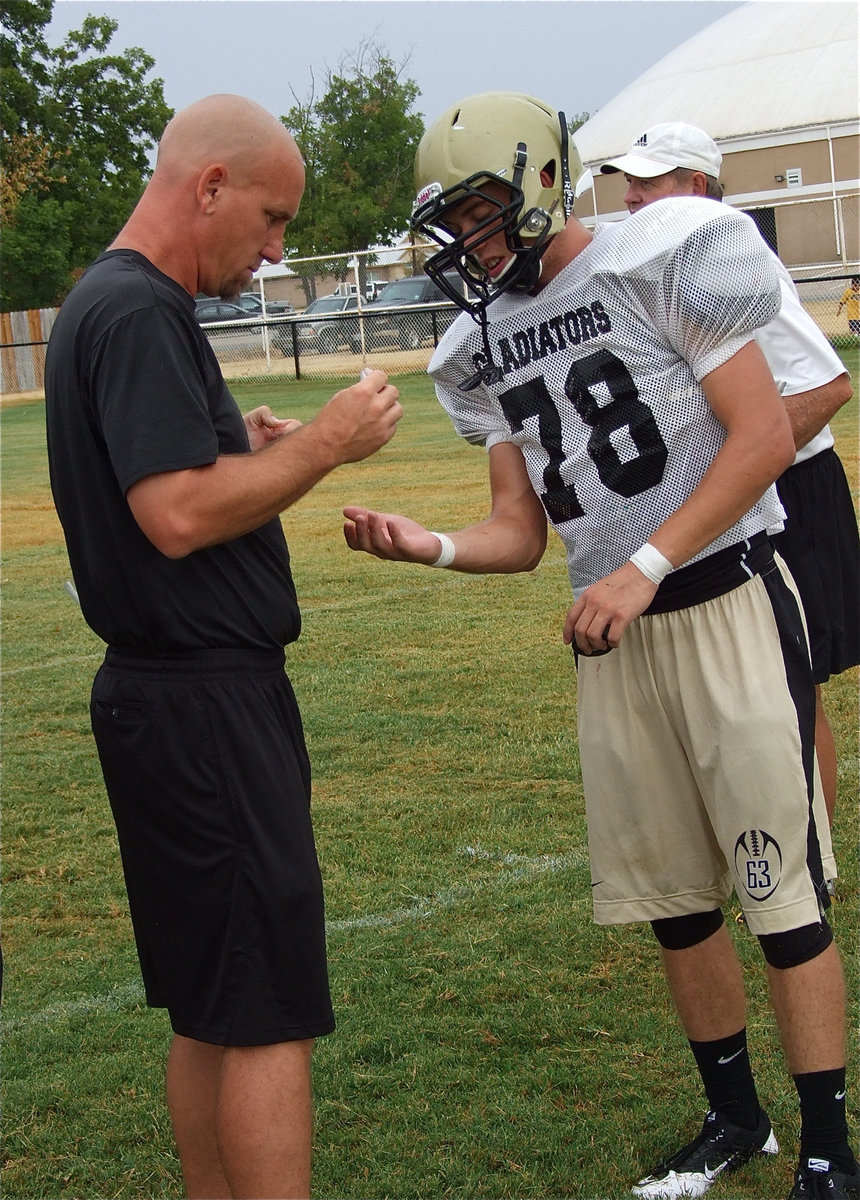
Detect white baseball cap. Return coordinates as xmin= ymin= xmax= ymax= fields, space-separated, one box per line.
xmin=600 ymin=122 xmax=722 ymax=179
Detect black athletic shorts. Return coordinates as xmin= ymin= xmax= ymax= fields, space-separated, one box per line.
xmin=773 ymin=447 xmax=860 ymax=683
xmin=91 ymin=646 xmax=335 ymax=1046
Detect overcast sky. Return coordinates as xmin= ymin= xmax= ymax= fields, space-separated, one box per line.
xmin=46 ymin=0 xmax=742 ymax=130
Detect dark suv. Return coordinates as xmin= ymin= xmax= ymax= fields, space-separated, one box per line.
xmin=349 ymin=272 xmax=466 ymax=352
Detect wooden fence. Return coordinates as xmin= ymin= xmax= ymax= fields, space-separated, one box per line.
xmin=0 ymin=308 xmax=56 ymax=399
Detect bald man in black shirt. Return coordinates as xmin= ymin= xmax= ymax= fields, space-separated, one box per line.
xmin=46 ymin=93 xmax=402 ymax=1199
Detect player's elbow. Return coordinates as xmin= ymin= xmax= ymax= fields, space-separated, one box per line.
xmin=521 ymin=526 xmax=548 ymax=572
xmin=833 ymin=372 xmax=853 ymax=409
xmin=506 ymin=518 xmax=548 ymax=573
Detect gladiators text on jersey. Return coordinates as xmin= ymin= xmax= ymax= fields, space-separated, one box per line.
xmin=469 ymin=299 xmax=613 ymax=380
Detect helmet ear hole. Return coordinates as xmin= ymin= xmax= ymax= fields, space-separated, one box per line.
xmin=541 ymin=161 xmax=556 ymax=186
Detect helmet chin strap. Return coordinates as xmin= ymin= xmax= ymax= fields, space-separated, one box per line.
xmin=558 ymin=110 xmax=575 ymax=221
xmin=457 ymin=233 xmax=547 ymax=392
xmin=458 ymin=247 xmax=545 ymax=392
xmin=506 ymin=245 xmax=544 ymax=293
xmin=458 ymin=306 xmax=505 ymax=391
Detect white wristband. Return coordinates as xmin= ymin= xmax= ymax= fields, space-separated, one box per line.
xmin=429 ymin=532 xmax=456 ymax=568
xmin=629 ymin=542 xmax=673 ymax=585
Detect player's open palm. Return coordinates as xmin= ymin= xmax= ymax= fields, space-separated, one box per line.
xmin=343 ymin=507 xmax=441 ymax=564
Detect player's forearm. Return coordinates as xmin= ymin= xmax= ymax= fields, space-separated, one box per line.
xmin=437 ymin=514 xmax=547 ymax=574
xmin=643 ymin=341 xmax=794 ymax=568
xmin=782 ymin=373 xmax=852 ymax=450
xmin=342 ymin=441 xmax=547 ymax=573
xmin=447 ymin=441 xmax=547 ymax=573
xmin=646 ymin=427 xmax=795 ymax=570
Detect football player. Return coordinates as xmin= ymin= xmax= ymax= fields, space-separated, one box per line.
xmin=343 ymin=92 xmax=857 ymax=1200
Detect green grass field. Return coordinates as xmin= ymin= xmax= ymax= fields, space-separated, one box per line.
xmin=2 ymin=358 xmax=857 ymax=1199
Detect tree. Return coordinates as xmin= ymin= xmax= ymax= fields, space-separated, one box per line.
xmin=282 ymin=41 xmax=424 ymax=301
xmin=1 ymin=0 xmax=54 ymax=139
xmin=1 ymin=2 xmax=171 ymax=310
xmin=1 ymin=193 xmax=72 ymax=313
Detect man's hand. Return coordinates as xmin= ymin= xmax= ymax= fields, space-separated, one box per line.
xmin=563 ymin=561 xmax=659 ymax=655
xmin=310 ymin=370 xmax=402 ymax=466
xmin=343 ymin=507 xmax=444 ymax=564
xmin=244 ymin=406 xmax=302 ymax=452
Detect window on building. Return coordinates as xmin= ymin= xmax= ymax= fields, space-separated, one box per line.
xmin=745 ymin=207 xmax=778 ymax=255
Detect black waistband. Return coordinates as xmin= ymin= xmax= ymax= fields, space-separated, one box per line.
xmin=644 ymin=531 xmax=772 ymax=616
xmin=779 ymin=444 xmax=835 ymax=479
xmin=104 ymin=645 xmax=287 ymax=677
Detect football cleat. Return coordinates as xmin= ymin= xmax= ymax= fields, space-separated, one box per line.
xmin=631 ymin=1109 xmax=778 ymax=1199
xmin=788 ymin=1159 xmax=860 ymax=1199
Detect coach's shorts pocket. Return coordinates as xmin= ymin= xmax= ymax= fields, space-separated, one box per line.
xmin=92 ymin=697 xmax=149 ymax=723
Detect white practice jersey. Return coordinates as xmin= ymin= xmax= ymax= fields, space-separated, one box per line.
xmin=757 ymin=256 xmax=844 ymax=464
xmin=429 ymin=197 xmax=786 ymax=596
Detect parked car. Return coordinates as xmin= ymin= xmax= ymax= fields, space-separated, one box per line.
xmin=194 ymin=298 xmax=264 ymax=356
xmin=283 ymin=293 xmax=361 ymax=355
xmin=194 ymin=298 xmax=257 ymax=324
xmin=234 ymin=291 xmax=295 ymax=317
xmin=349 ymin=272 xmax=467 ymax=352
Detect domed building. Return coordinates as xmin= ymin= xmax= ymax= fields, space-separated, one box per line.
xmin=573 ymin=2 xmax=858 ymax=272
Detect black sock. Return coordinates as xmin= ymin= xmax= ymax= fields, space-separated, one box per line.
xmin=794 ymin=1068 xmax=858 ymax=1175
xmin=689 ymin=1029 xmax=761 ymax=1131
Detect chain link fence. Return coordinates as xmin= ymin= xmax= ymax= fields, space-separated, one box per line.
xmin=2 ymin=259 xmax=858 ymax=400
xmin=0 ymin=308 xmax=57 ymax=399
xmin=793 ymin=273 xmax=860 ymax=350
xmin=742 ymin=194 xmax=859 ymax=283
xmin=206 ymin=245 xmax=465 ymax=383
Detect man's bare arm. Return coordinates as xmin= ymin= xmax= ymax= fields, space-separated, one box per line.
xmin=782 ymin=372 xmax=852 ymax=451
xmin=127 ymin=372 xmax=402 ymax=558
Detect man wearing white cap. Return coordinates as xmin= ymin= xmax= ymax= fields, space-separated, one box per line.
xmin=601 ymin=121 xmax=725 ymax=202
xmin=602 ymin=123 xmax=859 ymax=831
xmin=600 ymin=122 xmax=859 ymax=1200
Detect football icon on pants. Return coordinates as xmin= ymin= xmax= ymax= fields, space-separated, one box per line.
xmin=734 ymin=828 xmax=783 ymax=901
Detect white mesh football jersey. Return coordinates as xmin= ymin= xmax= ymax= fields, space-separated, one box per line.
xmin=429 ymin=197 xmax=786 ymax=596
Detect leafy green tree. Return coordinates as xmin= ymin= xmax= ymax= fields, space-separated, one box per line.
xmin=1 ymin=0 xmax=53 ymax=138
xmin=1 ymin=2 xmax=171 ymax=310
xmin=283 ymin=41 xmax=424 ymax=301
xmin=1 ymin=193 xmax=72 ymax=312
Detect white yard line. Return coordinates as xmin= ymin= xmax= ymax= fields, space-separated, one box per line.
xmin=5 ymin=845 xmax=588 ymax=1033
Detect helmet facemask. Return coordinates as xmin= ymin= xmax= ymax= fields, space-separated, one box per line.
xmin=411 ymin=93 xmax=581 ymax=389
xmin=411 ymin=161 xmax=556 ymax=320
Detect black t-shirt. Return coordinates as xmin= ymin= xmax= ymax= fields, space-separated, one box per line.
xmin=46 ymin=250 xmax=301 ymax=651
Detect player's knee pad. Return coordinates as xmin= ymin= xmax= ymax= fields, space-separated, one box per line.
xmin=757 ymin=920 xmax=833 ymax=969
xmin=650 ymin=909 xmax=725 ymax=951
